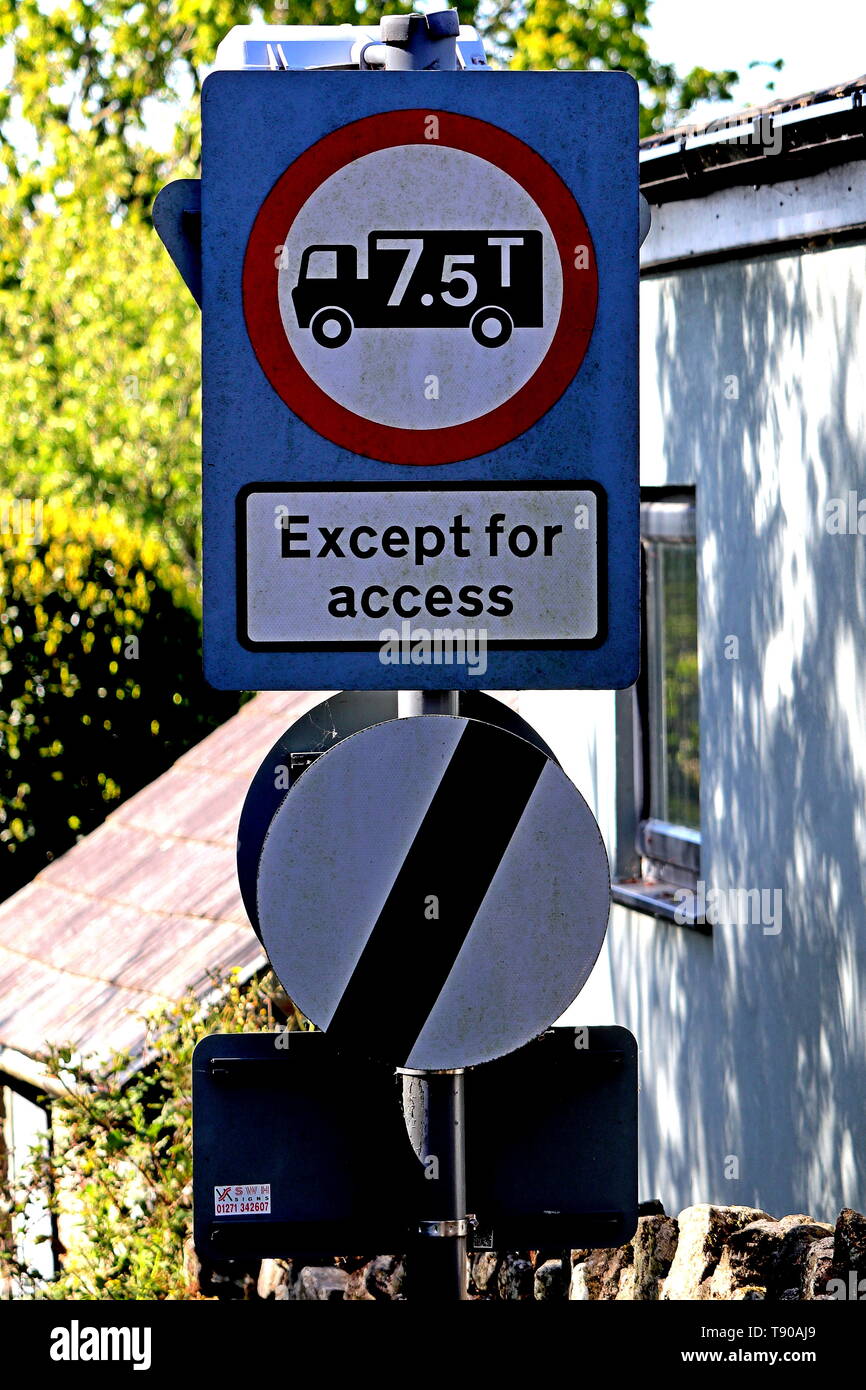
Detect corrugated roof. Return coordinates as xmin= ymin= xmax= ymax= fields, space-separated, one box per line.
xmin=0 ymin=690 xmax=324 ymax=1065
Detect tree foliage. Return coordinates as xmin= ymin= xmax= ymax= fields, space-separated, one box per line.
xmin=0 ymin=148 xmax=203 ymax=571
xmin=0 ymin=500 xmax=240 ymax=900
xmin=0 ymin=970 xmax=306 ymax=1300
xmin=503 ymin=1 xmax=737 ymax=135
xmin=0 ymin=1 xmax=738 ymax=208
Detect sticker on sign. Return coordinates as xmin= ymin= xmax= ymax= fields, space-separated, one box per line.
xmin=214 ymin=1182 xmax=272 ymax=1216
xmin=239 ymin=483 xmax=604 ymax=651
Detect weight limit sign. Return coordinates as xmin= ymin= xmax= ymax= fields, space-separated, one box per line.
xmin=256 ymin=716 xmax=610 ymax=1070
xmin=243 ymin=110 xmax=598 ymax=465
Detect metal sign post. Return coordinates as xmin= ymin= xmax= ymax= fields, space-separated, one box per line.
xmin=377 ymin=0 xmax=474 ymax=1228
xmin=398 ymin=688 xmax=467 ymax=1298
xmin=401 ymin=1067 xmax=468 ymax=1300
xmin=371 ymin=26 xmax=470 ymax=1297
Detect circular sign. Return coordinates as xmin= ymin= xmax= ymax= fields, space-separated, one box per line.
xmin=243 ymin=110 xmax=598 ymax=465
xmin=256 ymin=715 xmax=610 ymax=1070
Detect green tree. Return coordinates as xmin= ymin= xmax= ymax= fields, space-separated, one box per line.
xmin=0 ymin=1 xmax=738 ymax=211
xmin=0 ymin=143 xmax=204 ymax=572
xmin=0 ymin=500 xmax=240 ymax=900
xmin=502 ymin=0 xmax=737 ymax=135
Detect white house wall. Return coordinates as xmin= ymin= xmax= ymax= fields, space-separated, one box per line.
xmin=523 ymin=233 xmax=866 ymax=1222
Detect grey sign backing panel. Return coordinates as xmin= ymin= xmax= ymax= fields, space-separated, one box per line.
xmin=465 ymin=1025 xmax=638 ymax=1249
xmin=192 ymin=1027 xmax=638 ymax=1259
xmin=255 ymin=715 xmax=610 ymax=1069
xmin=192 ymin=1031 xmax=416 ymax=1257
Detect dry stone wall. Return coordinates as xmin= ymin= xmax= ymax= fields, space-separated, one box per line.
xmin=187 ymin=1204 xmax=866 ymax=1301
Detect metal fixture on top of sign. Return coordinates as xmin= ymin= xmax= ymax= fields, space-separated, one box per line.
xmin=155 ymin=10 xmax=644 ymax=1301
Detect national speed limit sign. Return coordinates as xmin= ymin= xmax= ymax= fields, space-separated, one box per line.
xmin=255 ymin=715 xmax=611 ymax=1071
xmin=243 ymin=110 xmax=598 ymax=465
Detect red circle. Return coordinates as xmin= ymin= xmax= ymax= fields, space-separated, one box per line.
xmin=243 ymin=110 xmax=598 ymax=466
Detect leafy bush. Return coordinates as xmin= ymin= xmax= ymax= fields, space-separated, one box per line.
xmin=0 ymin=139 xmax=204 ymax=573
xmin=0 ymin=969 xmax=306 ymax=1300
xmin=0 ymin=500 xmax=241 ymax=900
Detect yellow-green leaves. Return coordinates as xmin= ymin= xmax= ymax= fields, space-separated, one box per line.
xmin=0 ymin=500 xmax=239 ymax=898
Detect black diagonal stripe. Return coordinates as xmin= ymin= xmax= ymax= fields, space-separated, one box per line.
xmin=327 ymin=719 xmax=547 ymax=1062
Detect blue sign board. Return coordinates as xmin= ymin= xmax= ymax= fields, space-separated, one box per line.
xmin=200 ymin=70 xmax=638 ymax=689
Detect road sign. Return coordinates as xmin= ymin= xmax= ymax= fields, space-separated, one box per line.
xmin=196 ymin=66 xmax=639 ymax=690
xmin=192 ymin=1027 xmax=638 ymax=1261
xmin=238 ymin=482 xmax=605 ymax=658
xmin=255 ymin=715 xmax=610 ymax=1070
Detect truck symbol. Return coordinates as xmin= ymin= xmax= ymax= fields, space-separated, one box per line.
xmin=291 ymin=230 xmax=543 ymax=348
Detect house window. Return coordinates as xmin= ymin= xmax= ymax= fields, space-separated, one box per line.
xmin=613 ymin=491 xmax=702 ymax=923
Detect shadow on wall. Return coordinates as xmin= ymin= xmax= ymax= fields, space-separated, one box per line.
xmin=610 ymin=242 xmax=866 ymax=1221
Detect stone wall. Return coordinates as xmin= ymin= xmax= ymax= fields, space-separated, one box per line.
xmin=568 ymin=1204 xmax=866 ymax=1301
xmin=188 ymin=1204 xmax=866 ymax=1301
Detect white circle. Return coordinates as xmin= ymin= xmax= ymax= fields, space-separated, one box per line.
xmin=276 ymin=145 xmax=562 ymax=432
xmin=322 ymin=317 xmax=341 ymax=340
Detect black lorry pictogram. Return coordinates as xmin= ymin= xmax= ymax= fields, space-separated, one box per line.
xmin=291 ymin=230 xmax=543 ymax=348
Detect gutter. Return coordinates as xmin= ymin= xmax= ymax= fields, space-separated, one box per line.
xmin=640 ymin=83 xmax=866 ymax=206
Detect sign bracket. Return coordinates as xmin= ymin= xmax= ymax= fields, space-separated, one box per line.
xmin=152 ymin=178 xmax=202 ymax=306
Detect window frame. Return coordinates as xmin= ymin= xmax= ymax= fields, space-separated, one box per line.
xmin=611 ymin=489 xmax=706 ymax=929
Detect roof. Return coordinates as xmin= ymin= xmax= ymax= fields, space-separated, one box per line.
xmin=640 ymin=72 xmax=866 ymax=204
xmin=0 ymin=690 xmax=323 ymax=1075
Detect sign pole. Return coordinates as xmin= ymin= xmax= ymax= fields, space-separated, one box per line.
xmin=401 ymin=1067 xmax=468 ymax=1301
xmin=390 ymin=13 xmax=465 ymax=1301
xmin=397 ymin=689 xmax=468 ymax=1300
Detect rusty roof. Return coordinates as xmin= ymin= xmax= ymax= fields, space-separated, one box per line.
xmin=0 ymin=690 xmax=324 ymax=1070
